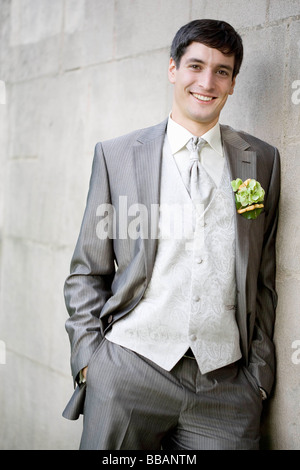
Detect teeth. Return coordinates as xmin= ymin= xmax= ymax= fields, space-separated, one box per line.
xmin=193 ymin=93 xmax=213 ymax=101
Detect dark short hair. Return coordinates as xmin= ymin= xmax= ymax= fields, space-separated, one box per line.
xmin=170 ymin=19 xmax=243 ymax=77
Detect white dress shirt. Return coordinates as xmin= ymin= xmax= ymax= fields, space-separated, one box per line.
xmin=167 ymin=116 xmax=224 ymax=186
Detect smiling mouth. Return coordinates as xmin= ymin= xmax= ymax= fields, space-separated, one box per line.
xmin=191 ymin=93 xmax=216 ymax=102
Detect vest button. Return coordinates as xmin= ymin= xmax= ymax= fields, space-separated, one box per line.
xmin=190 ymin=334 xmax=197 ymax=342
xmin=192 ymin=295 xmax=200 ymax=302
xmin=195 ymin=257 xmax=203 ymax=264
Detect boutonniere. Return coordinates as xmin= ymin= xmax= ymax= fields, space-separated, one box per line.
xmin=231 ymin=178 xmax=265 ymax=220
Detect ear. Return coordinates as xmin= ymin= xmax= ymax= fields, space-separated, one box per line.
xmin=168 ymin=57 xmax=177 ymax=84
xmin=229 ymin=76 xmax=236 ymax=95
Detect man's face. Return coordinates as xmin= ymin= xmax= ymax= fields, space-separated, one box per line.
xmin=168 ymin=42 xmax=236 ymax=135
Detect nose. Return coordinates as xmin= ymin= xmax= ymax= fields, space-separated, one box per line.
xmin=199 ymin=69 xmax=215 ymax=91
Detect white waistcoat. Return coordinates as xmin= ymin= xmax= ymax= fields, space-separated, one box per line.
xmin=106 ymin=140 xmax=242 ymax=374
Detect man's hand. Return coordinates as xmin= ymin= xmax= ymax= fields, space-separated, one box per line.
xmin=79 ymin=366 xmax=88 ymax=384
xmin=82 ymin=366 xmax=88 ymax=379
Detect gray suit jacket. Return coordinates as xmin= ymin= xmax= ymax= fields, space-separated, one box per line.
xmin=63 ymin=119 xmax=280 ymax=420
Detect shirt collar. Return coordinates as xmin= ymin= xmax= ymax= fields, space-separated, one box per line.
xmin=167 ymin=114 xmax=223 ymax=157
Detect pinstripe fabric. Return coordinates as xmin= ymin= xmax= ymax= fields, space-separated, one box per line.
xmin=63 ymin=120 xmax=280 ymax=425
xmin=79 ymin=339 xmax=262 ymax=450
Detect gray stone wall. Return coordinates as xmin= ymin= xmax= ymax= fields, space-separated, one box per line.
xmin=0 ymin=0 xmax=299 ymax=449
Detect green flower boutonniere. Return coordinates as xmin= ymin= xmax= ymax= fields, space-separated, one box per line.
xmin=231 ymin=178 xmax=265 ymax=220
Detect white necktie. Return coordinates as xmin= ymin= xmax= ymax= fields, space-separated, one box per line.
xmin=185 ymin=137 xmax=216 ymax=210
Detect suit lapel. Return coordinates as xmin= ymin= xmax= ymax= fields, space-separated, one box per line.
xmin=133 ymin=120 xmax=167 ymax=282
xmin=221 ymin=125 xmax=257 ymax=360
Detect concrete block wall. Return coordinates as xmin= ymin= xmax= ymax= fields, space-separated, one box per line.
xmin=0 ymin=0 xmax=299 ymax=449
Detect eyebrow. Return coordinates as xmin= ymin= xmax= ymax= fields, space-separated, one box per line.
xmin=185 ymin=58 xmax=233 ymax=72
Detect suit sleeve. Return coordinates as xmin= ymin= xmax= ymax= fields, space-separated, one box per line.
xmin=247 ymin=147 xmax=281 ymax=396
xmin=64 ymin=143 xmax=115 ymax=381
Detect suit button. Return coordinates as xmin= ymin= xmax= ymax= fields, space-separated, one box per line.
xmin=107 ymin=315 xmax=113 ymax=324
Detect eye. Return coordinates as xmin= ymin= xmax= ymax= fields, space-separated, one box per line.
xmin=217 ymin=69 xmax=229 ymax=76
xmin=189 ymin=64 xmax=201 ymax=70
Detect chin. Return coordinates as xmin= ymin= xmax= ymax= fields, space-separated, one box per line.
xmin=192 ymin=114 xmax=217 ymax=124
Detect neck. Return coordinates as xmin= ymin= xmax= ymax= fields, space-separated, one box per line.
xmin=170 ymin=113 xmax=219 ymax=137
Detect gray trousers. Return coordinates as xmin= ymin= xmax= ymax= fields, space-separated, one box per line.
xmin=80 ymin=338 xmax=263 ymax=450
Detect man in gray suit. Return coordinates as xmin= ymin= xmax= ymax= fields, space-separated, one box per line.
xmin=63 ymin=19 xmax=280 ymax=450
